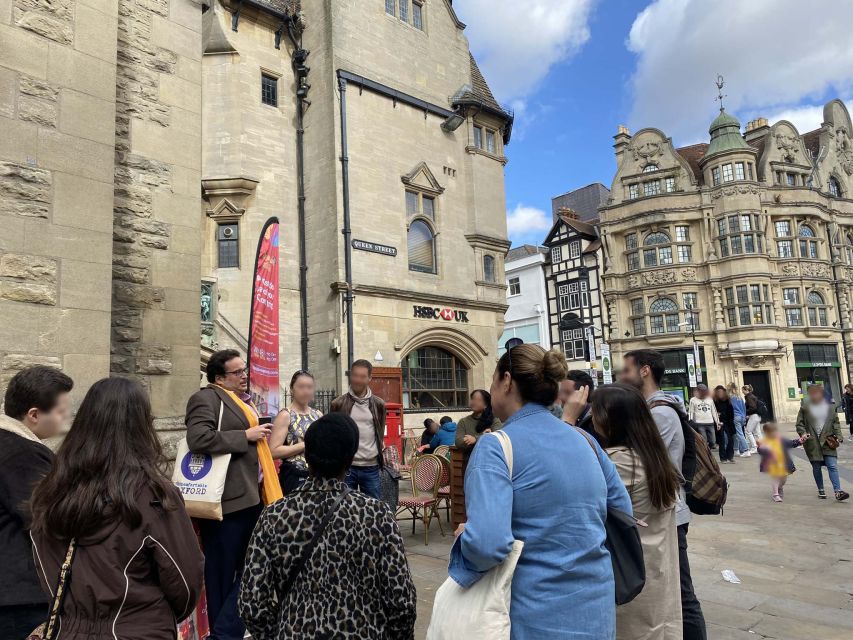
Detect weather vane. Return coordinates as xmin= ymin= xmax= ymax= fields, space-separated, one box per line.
xmin=715 ymin=74 xmax=726 ymax=112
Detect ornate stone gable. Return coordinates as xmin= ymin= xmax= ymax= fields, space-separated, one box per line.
xmin=816 ymin=100 xmax=853 ymax=192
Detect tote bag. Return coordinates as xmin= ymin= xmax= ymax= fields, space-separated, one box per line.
xmin=426 ymin=430 xmax=524 ymax=640
xmin=172 ymin=401 xmax=231 ymax=520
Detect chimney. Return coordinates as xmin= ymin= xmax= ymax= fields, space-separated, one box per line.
xmin=559 ymin=207 xmax=579 ymax=221
xmin=745 ymin=117 xmax=770 ymax=142
xmin=614 ymin=124 xmax=632 ymax=169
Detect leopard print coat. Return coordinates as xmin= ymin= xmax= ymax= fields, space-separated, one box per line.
xmin=238 ymin=476 xmax=416 ymax=639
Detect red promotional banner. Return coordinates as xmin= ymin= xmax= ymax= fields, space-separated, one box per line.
xmin=247 ymin=218 xmax=280 ymax=418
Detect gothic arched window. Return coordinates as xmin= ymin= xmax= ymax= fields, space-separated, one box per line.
xmin=799 ymin=224 xmax=819 ymax=259
xmin=408 ymin=220 xmax=436 ymax=274
xmin=829 ymin=176 xmax=842 ymax=197
xmin=807 ymin=290 xmax=829 ymax=326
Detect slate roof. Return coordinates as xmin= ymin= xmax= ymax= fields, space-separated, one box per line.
xmin=506 ymin=244 xmax=547 ymax=262
xmin=675 ymin=143 xmax=708 ymax=184
xmin=469 ymin=54 xmax=502 ymax=113
xmin=551 ymin=183 xmax=610 ymax=222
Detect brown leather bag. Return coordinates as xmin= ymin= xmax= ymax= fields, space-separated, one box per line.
xmin=825 ymin=434 xmax=841 ymax=450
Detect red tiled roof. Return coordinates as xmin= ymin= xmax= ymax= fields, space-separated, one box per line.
xmin=675 ymin=143 xmax=708 ymax=184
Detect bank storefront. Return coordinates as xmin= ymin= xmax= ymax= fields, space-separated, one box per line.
xmin=658 ymin=347 xmax=708 ymax=404
xmin=793 ymin=342 xmax=843 ymax=402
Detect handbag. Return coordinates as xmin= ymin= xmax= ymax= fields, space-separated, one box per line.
xmin=172 ymin=401 xmax=232 ymax=520
xmin=29 ymin=539 xmax=77 ymax=640
xmin=280 ymin=487 xmax=351 ymax=599
xmin=825 ymin=434 xmax=841 ymax=450
xmin=574 ymin=428 xmax=646 ymax=605
xmin=426 ymin=430 xmax=524 ymax=640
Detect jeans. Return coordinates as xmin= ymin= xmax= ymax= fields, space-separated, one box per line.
xmin=719 ymin=428 xmax=735 ymax=461
xmin=345 ymin=464 xmax=381 ymax=499
xmin=811 ymin=457 xmax=842 ymax=492
xmin=677 ymin=523 xmax=707 ymax=640
xmin=697 ymin=423 xmax=716 ymax=447
xmin=0 ymin=603 xmax=47 ymax=638
xmin=197 ymin=503 xmax=263 ymax=640
xmin=745 ymin=414 xmax=762 ymax=450
xmin=733 ymin=416 xmax=749 ymax=453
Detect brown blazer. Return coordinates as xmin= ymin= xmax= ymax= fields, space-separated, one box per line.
xmin=31 ymin=484 xmax=204 ymax=640
xmin=185 ymin=385 xmax=260 ymax=515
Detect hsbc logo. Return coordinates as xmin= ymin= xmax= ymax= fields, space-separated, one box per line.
xmin=413 ymin=305 xmax=469 ymax=323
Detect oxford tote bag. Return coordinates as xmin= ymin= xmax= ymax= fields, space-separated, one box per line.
xmin=426 ymin=430 xmax=524 ymax=640
xmin=172 ymin=401 xmax=231 ymax=520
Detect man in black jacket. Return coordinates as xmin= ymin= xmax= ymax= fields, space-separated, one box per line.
xmin=0 ymin=366 xmax=73 ymax=637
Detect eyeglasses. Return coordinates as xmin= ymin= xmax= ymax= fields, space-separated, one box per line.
xmin=225 ymin=367 xmax=249 ymax=377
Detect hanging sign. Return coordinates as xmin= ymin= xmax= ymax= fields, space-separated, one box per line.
xmin=693 ymin=342 xmax=703 ymax=383
xmin=585 ymin=326 xmax=596 ymax=361
xmin=601 ymin=343 xmax=612 ymax=385
xmin=686 ymin=353 xmax=697 ymax=388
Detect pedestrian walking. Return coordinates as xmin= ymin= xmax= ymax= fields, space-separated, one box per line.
xmin=593 ymin=383 xmax=683 ymax=640
xmin=620 ymin=349 xmax=708 ymax=640
xmin=270 ymin=369 xmax=322 ymax=494
xmin=841 ymin=383 xmax=853 ymax=442
xmin=727 ymin=383 xmax=750 ymax=457
xmin=239 ymin=413 xmax=416 ymax=639
xmin=743 ymin=385 xmax=763 ymax=453
xmin=713 ymin=385 xmax=736 ymax=463
xmin=756 ymin=422 xmax=809 ymax=502
xmin=688 ymin=384 xmax=719 ymax=449
xmin=453 ymin=344 xmax=631 ymax=639
xmin=30 ymin=378 xmax=204 ymax=639
xmin=185 ymin=349 xmax=281 ymax=640
xmin=796 ymin=384 xmax=849 ymax=501
xmin=0 ymin=367 xmax=73 ymax=638
xmin=330 ymin=359 xmax=386 ymax=499
xmin=455 ymin=389 xmax=502 ymax=451
xmin=431 ymin=415 xmax=458 ymax=449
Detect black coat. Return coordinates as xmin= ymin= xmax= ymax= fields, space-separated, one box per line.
xmin=714 ymin=399 xmax=736 ymax=433
xmin=0 ymin=429 xmax=53 ymax=607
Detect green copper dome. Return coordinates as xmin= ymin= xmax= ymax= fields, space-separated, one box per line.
xmin=705 ymin=109 xmax=750 ymax=158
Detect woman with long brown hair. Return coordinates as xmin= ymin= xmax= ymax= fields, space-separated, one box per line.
xmin=592 ymin=383 xmax=682 ymax=640
xmin=30 ymin=377 xmax=203 ymax=639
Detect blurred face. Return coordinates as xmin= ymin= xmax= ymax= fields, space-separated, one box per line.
xmin=470 ymin=391 xmax=487 ymax=414
xmin=26 ymin=392 xmax=71 ymax=439
xmin=808 ymin=386 xmax=824 ymax=403
xmin=741 ymin=387 xmax=750 ymax=396
xmin=349 ymin=365 xmax=371 ymax=395
xmin=618 ymin=356 xmax=644 ymax=390
xmin=291 ymin=374 xmax=315 ymax=406
xmin=489 ymin=367 xmax=514 ymax=422
xmin=762 ymin=425 xmax=778 ymax=438
xmin=697 ymin=388 xmax=708 ymax=399
xmin=217 ymin=357 xmax=248 ymax=393
xmin=427 ymin=419 xmax=438 ymax=433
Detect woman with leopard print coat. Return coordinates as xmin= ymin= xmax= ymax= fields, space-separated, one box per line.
xmin=239 ymin=413 xmax=417 ymax=639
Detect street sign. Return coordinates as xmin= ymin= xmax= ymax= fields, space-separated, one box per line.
xmin=693 ymin=342 xmax=702 ymax=383
xmin=686 ymin=353 xmax=697 ymax=388
xmin=585 ymin=326 xmax=596 ymax=361
xmin=600 ymin=343 xmax=612 ymax=384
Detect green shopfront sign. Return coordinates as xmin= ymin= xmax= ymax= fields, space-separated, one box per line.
xmin=794 ymin=361 xmax=840 ymax=368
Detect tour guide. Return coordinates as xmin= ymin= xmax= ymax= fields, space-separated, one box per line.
xmin=331 ymin=359 xmax=386 ymax=499
xmin=185 ymin=349 xmax=282 ymax=640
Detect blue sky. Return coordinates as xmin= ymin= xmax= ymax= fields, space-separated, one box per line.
xmin=455 ymin=0 xmax=853 ymax=248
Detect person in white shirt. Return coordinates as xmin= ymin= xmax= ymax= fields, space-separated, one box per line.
xmin=689 ymin=384 xmax=719 ymax=449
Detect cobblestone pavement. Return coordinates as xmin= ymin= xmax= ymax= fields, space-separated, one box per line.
xmin=401 ymin=426 xmax=853 ymax=639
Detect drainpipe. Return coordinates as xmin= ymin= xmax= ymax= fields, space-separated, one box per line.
xmin=284 ymin=22 xmax=310 ymax=371
xmin=828 ymin=226 xmax=852 ymax=384
xmin=337 ymin=73 xmax=355 ymax=373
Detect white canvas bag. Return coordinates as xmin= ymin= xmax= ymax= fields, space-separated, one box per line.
xmin=171 ymin=401 xmax=231 ymax=521
xmin=426 ymin=430 xmax=524 ymax=640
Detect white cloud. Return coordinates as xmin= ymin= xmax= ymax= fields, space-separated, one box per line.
xmin=626 ymin=0 xmax=853 ymax=143
xmin=456 ymin=0 xmax=596 ymax=105
xmin=506 ymin=204 xmax=553 ymax=240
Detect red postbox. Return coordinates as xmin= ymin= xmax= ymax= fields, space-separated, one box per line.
xmin=384 ymin=402 xmax=403 ymax=453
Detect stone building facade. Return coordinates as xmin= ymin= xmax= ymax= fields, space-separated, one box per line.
xmin=0 ymin=0 xmax=203 ymax=434
xmin=202 ymin=0 xmax=512 ymax=415
xmin=600 ymin=100 xmax=853 ymax=420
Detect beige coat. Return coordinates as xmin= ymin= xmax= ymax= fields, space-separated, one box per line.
xmin=607 ymin=447 xmax=683 ymax=640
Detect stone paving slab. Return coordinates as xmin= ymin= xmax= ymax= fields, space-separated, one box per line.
xmin=403 ymin=425 xmax=853 ymax=639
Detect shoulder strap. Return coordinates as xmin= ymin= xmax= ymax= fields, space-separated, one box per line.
xmin=43 ymin=539 xmax=77 ymax=640
xmin=281 ymin=487 xmax=351 ymax=600
xmin=573 ymin=426 xmax=603 ymax=472
xmin=216 ymin=401 xmax=224 ymax=432
xmin=491 ymin=430 xmax=513 ymax=478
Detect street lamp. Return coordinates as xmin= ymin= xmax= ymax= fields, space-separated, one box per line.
xmin=679 ymin=303 xmax=703 ymax=383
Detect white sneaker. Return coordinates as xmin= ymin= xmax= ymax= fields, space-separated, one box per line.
xmin=749 ymin=448 xmax=758 ymax=454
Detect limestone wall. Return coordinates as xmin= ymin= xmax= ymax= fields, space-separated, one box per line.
xmin=0 ymin=0 xmax=118 ymax=403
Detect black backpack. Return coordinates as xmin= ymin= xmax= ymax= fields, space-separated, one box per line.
xmin=756 ymin=399 xmax=770 ymax=421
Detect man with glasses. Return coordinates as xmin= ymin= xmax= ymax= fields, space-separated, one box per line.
xmin=186 ymin=349 xmax=272 ymax=640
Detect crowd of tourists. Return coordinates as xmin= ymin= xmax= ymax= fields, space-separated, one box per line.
xmin=0 ymin=344 xmax=848 ymax=639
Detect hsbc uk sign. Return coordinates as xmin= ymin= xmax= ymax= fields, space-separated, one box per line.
xmin=413 ymin=305 xmax=469 ymax=323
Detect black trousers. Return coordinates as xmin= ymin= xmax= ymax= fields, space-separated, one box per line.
xmin=198 ymin=503 xmax=263 ymax=640
xmin=0 ymin=603 xmax=47 ymax=638
xmin=677 ymin=523 xmax=707 ymax=640
xmin=719 ymin=427 xmax=735 ymax=461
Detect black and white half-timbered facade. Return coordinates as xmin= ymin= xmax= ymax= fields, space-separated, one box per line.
xmin=543 ymin=211 xmax=605 ymax=367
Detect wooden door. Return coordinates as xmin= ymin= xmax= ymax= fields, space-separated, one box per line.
xmin=369 ymin=367 xmax=403 ymax=406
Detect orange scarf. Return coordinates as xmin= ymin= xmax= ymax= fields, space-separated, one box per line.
xmin=216 ymin=386 xmax=283 ymax=505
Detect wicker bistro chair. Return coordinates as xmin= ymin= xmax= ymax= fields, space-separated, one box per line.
xmin=397 ymin=454 xmax=445 ymax=545
xmin=436 ymin=454 xmax=452 ymax=522
xmin=433 ymin=444 xmax=451 ymax=460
